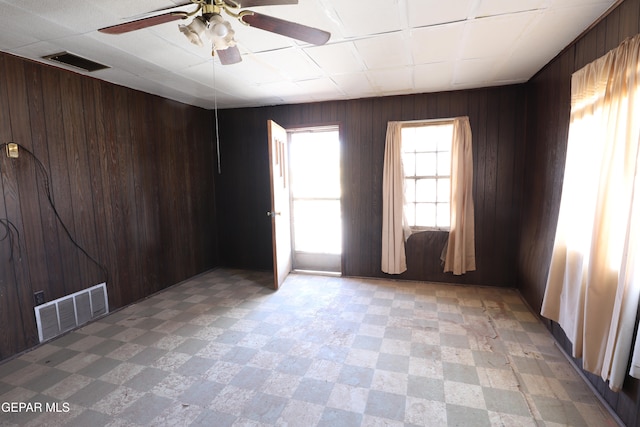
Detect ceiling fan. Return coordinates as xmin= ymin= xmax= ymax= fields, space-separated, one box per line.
xmin=98 ymin=0 xmax=331 ymax=65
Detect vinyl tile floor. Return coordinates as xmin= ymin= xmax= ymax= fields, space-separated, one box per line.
xmin=0 ymin=269 xmax=618 ymax=426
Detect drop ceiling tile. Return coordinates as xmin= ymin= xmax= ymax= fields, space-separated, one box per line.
xmin=0 ymin=30 xmax=40 ymax=52
xmin=508 ymin=2 xmax=615 ymax=71
xmin=143 ymin=74 xmax=202 ymax=94
xmin=492 ymin=53 xmax=542 ymax=83
xmin=92 ymin=31 xmax=207 ymax=72
xmin=94 ymin=68 xmax=148 ymax=89
xmin=18 ymin=3 xmax=111 ymax=33
xmin=406 ymin=0 xmax=475 ymax=28
xmin=410 ymin=22 xmax=465 ymax=64
xmin=453 ymin=58 xmax=498 ymax=86
xmin=175 ymin=61 xmax=218 ymax=88
xmin=547 ymin=0 xmax=613 ymax=7
xmin=96 ymin=68 xmax=198 ymax=104
xmin=526 ymin=2 xmax=616 ymax=48
xmin=254 ymin=48 xmax=323 ymax=81
xmin=213 ymin=54 xmax=283 ymax=85
xmin=143 ymin=70 xmax=214 ymax=100
xmin=331 ymin=0 xmax=403 ymax=37
xmin=460 ymin=11 xmax=538 ymax=60
xmin=474 ymin=0 xmax=547 ymax=18
xmin=354 ymin=33 xmax=412 ymax=70
xmin=0 ymin=4 xmax=74 ymax=48
xmin=255 ymin=80 xmax=307 ymax=102
xmin=414 ymin=62 xmax=455 ymax=92
xmin=367 ymin=67 xmax=413 ymax=95
xmin=330 ymin=73 xmax=376 ymax=98
xmin=295 ymin=78 xmax=344 ymax=101
xmin=175 ymin=61 xmax=261 ymax=99
xmin=5 ymin=41 xmax=61 ymax=62
xmin=304 ymin=42 xmax=364 ymax=74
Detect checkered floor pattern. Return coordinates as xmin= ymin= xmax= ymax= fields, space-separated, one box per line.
xmin=0 ymin=269 xmax=617 ymax=426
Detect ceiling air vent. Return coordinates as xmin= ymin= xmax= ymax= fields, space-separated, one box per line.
xmin=42 ymin=51 xmax=109 ymax=72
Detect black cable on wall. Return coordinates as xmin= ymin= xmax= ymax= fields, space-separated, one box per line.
xmin=0 ymin=142 xmax=109 ymax=284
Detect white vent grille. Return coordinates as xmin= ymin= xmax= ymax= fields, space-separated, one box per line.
xmin=34 ymin=283 xmax=108 ymax=343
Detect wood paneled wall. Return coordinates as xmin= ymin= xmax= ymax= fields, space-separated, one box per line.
xmin=216 ymin=85 xmax=526 ymax=287
xmin=518 ymin=0 xmax=640 ymax=424
xmin=0 ymin=53 xmax=218 ymax=362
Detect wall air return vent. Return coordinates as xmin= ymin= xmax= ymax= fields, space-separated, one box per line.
xmin=42 ymin=51 xmax=110 ymax=72
xmin=34 ymin=283 xmax=109 ymax=343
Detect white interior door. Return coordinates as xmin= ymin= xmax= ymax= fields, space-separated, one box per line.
xmin=267 ymin=120 xmax=292 ymax=290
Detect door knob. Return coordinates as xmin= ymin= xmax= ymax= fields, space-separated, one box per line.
xmin=266 ymin=211 xmax=281 ymax=217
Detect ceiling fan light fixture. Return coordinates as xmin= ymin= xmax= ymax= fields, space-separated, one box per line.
xmin=208 ymin=14 xmax=229 ymax=38
xmin=179 ymin=16 xmax=207 ymax=47
xmin=206 ymin=14 xmax=236 ymax=51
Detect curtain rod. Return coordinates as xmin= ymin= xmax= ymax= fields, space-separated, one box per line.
xmin=393 ymin=117 xmax=464 ymax=126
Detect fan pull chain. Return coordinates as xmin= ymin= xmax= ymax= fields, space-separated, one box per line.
xmin=212 ymin=56 xmax=222 ymax=174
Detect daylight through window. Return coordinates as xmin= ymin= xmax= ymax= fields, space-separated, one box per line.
xmin=401 ymin=122 xmax=453 ymax=230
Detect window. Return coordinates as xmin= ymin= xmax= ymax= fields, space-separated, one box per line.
xmin=401 ymin=121 xmax=453 ymax=230
xmin=540 ymin=34 xmax=640 ymax=391
xmin=382 ymin=117 xmax=475 ymax=275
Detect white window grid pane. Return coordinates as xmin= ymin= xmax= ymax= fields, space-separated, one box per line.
xmin=437 ymin=151 xmax=451 ymax=175
xmin=437 ymin=129 xmax=453 ymax=150
xmin=402 ymin=127 xmax=418 ymax=152
xmin=415 ymin=203 xmax=436 ymax=227
xmin=402 ymin=152 xmax=416 ymax=177
xmin=437 ymin=178 xmax=450 ymax=203
xmin=437 ymin=203 xmax=450 ymax=228
xmin=401 ymin=121 xmax=453 ymax=230
xmin=416 ymin=179 xmax=437 ymax=203
xmin=405 ymin=202 xmax=416 ymax=226
xmin=415 ymin=153 xmax=437 ymax=176
xmin=405 ymin=179 xmax=416 ymax=203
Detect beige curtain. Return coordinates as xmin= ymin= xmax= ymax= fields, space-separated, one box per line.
xmin=540 ymin=34 xmax=640 ymax=391
xmin=442 ymin=117 xmax=476 ymax=275
xmin=381 ymin=122 xmax=412 ymax=274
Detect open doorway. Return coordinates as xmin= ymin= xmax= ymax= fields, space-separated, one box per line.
xmin=288 ymin=126 xmax=341 ymax=274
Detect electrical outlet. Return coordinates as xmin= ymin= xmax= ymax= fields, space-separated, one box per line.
xmin=34 ymin=291 xmax=45 ymax=306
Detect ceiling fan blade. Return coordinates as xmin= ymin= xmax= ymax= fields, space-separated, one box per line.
xmin=240 ymin=12 xmax=330 ymax=45
xmin=99 ymin=12 xmax=188 ymax=35
xmin=217 ymin=46 xmax=243 ymax=65
xmin=227 ymin=0 xmax=297 ymax=7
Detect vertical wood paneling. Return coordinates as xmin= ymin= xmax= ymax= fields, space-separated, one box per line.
xmin=0 ymin=53 xmax=218 ymax=362
xmin=0 ymin=55 xmax=29 ymax=358
xmin=4 ymin=58 xmax=41 ymax=350
xmin=82 ymin=79 xmax=114 ymax=291
xmin=469 ymin=89 xmax=488 ymax=279
xmin=216 ymin=85 xmax=527 ymax=287
xmin=605 ymin=8 xmax=621 ymax=52
xmin=518 ymin=0 xmax=640 ymax=424
xmin=618 ymin=0 xmax=640 ymax=41
xmin=62 ymin=72 xmax=98 ymax=289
